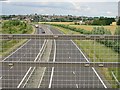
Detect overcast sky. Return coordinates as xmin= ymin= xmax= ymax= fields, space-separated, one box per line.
xmin=0 ymin=0 xmax=119 ymax=17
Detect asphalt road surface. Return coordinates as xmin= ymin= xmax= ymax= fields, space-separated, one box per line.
xmin=39 ymin=25 xmax=107 ymax=88
xmin=2 ymin=25 xmax=108 ymax=89
xmin=2 ymin=27 xmax=45 ymax=88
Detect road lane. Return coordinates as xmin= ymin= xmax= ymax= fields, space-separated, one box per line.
xmin=2 ymin=27 xmax=44 ymax=88
xmin=39 ymin=25 xmax=106 ymax=88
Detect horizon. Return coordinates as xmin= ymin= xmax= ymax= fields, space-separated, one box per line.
xmin=0 ymin=14 xmax=117 ymax=18
xmin=1 ymin=2 xmax=118 ymax=17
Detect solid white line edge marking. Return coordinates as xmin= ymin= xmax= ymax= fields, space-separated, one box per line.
xmin=48 ymin=40 xmax=56 ymax=88
xmin=17 ymin=40 xmax=47 ymax=88
xmin=71 ymin=40 xmax=107 ymax=88
xmin=3 ymin=39 xmax=31 ymax=61
xmin=17 ymin=67 xmax=32 ymax=88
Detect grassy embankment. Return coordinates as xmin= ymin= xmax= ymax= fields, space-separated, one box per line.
xmin=48 ymin=24 xmax=119 ymax=88
xmin=39 ymin=22 xmax=117 ymax=35
xmin=0 ymin=20 xmax=35 ymax=57
xmin=39 ymin=22 xmax=74 ymax=25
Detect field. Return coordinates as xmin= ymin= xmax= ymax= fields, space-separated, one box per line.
xmin=39 ymin=22 xmax=74 ymax=25
xmin=40 ymin=22 xmax=117 ymax=35
xmin=70 ymin=25 xmax=117 ymax=35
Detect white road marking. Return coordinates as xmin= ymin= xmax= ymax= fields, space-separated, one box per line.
xmin=2 ymin=39 xmax=31 ymax=61
xmin=17 ymin=40 xmax=47 ymax=88
xmin=76 ymin=84 xmax=78 ymax=88
xmin=38 ymin=40 xmax=48 ymax=61
xmin=17 ymin=67 xmax=32 ymax=88
xmin=92 ymin=67 xmax=107 ymax=88
xmin=37 ymin=67 xmax=46 ymax=88
xmin=22 ymin=67 xmax=36 ymax=88
xmin=34 ymin=40 xmax=47 ymax=62
xmin=21 ymin=26 xmax=52 ymax=88
xmin=23 ymin=54 xmax=26 ymax=57
xmin=0 ymin=77 xmax=2 ymax=79
xmin=37 ymin=40 xmax=51 ymax=88
xmin=19 ymin=26 xmax=51 ymax=88
xmin=73 ymin=71 xmax=75 ymax=75
xmin=47 ymin=27 xmax=107 ymax=88
xmin=71 ymin=40 xmax=107 ymax=88
xmin=49 ymin=67 xmax=54 ymax=88
xmin=48 ymin=40 xmax=56 ymax=88
xmin=10 ymin=66 xmax=13 ymax=69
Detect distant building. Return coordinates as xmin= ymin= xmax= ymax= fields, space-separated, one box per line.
xmin=110 ymin=22 xmax=117 ymax=26
xmin=11 ymin=18 xmax=18 ymax=20
xmin=74 ymin=21 xmax=83 ymax=25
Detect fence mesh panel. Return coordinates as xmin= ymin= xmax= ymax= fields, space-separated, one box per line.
xmin=0 ymin=27 xmax=120 ymax=89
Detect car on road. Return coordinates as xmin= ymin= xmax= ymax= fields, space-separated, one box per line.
xmin=35 ymin=24 xmax=39 ymax=28
xmin=42 ymin=31 xmax=45 ymax=34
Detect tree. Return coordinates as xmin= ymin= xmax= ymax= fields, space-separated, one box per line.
xmin=117 ymin=17 xmax=120 ymax=25
xmin=91 ymin=27 xmax=111 ymax=35
xmin=114 ymin=27 xmax=120 ymax=35
xmin=92 ymin=17 xmax=115 ymax=25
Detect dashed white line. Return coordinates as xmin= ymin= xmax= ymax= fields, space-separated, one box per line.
xmin=76 ymin=84 xmax=78 ymax=88
xmin=71 ymin=40 xmax=107 ymax=88
xmin=17 ymin=40 xmax=47 ymax=88
xmin=10 ymin=66 xmax=13 ymax=69
xmin=73 ymin=71 xmax=75 ymax=75
xmin=37 ymin=67 xmax=46 ymax=88
xmin=0 ymin=77 xmax=2 ymax=79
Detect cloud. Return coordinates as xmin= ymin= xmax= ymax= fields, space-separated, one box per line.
xmin=0 ymin=0 xmax=8 ymax=1
xmin=70 ymin=2 xmax=91 ymax=13
xmin=106 ymin=11 xmax=112 ymax=14
xmin=1 ymin=2 xmax=117 ymax=17
xmin=70 ymin=2 xmax=81 ymax=11
xmin=1 ymin=0 xmax=119 ymax=2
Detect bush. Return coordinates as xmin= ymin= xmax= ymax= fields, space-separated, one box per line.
xmin=49 ymin=24 xmax=91 ymax=35
xmin=91 ymin=27 xmax=111 ymax=35
xmin=44 ymin=23 xmax=119 ymax=53
xmin=91 ymin=27 xmax=120 ymax=53
xmin=2 ymin=20 xmax=31 ymax=34
xmin=114 ymin=27 xmax=120 ymax=35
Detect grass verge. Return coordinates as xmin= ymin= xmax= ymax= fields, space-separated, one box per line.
xmin=52 ymin=25 xmax=119 ymax=88
xmin=1 ymin=24 xmax=36 ymax=58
